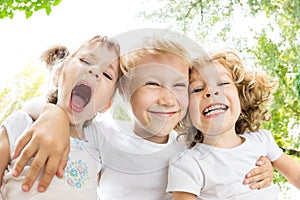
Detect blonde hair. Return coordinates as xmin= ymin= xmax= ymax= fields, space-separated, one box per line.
xmin=120 ymin=36 xmax=192 ymax=77
xmin=181 ymin=49 xmax=277 ymax=147
xmin=119 ymin=36 xmax=192 ymax=131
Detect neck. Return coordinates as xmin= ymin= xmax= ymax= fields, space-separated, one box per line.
xmin=203 ymin=128 xmax=244 ymax=148
xmin=70 ymin=122 xmax=85 ymax=140
xmin=133 ymin=123 xmax=169 ymax=144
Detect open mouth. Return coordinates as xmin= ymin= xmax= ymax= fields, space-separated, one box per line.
xmin=203 ymin=104 xmax=228 ymax=116
xmin=70 ymin=83 xmax=92 ymax=112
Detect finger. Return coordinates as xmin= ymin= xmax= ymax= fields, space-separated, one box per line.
xmin=21 ymin=152 xmax=48 ymax=192
xmin=244 ymin=171 xmax=267 ymax=184
xmin=256 ymin=156 xmax=268 ymax=166
xmin=37 ymin=155 xmax=61 ymax=192
xmin=12 ymin=130 xmax=33 ymax=159
xmin=249 ymin=178 xmax=272 ymax=190
xmin=13 ymin=141 xmax=38 ymax=177
xmin=56 ymin=145 xmax=70 ymax=178
xmin=245 ymin=160 xmax=270 ymax=179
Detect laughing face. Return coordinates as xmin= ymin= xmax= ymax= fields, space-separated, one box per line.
xmin=188 ymin=61 xmax=241 ymax=138
xmin=121 ymin=54 xmax=189 ymax=143
xmin=56 ymin=37 xmax=119 ymax=125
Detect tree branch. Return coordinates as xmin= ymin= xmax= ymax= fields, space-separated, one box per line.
xmin=281 ymin=147 xmax=300 ymax=157
xmin=183 ymin=0 xmax=203 ymax=32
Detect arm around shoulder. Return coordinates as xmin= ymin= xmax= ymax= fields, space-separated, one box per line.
xmin=272 ymin=152 xmax=300 ymax=189
xmin=22 ymin=97 xmax=47 ymax=120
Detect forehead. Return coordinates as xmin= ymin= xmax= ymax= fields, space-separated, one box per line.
xmin=190 ymin=61 xmax=231 ymax=81
xmin=73 ymin=38 xmax=119 ymax=71
xmin=77 ymin=42 xmax=117 ymax=61
xmin=136 ymin=54 xmax=189 ymax=78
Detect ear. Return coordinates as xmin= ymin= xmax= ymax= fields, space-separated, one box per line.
xmin=99 ymin=100 xmax=112 ymax=113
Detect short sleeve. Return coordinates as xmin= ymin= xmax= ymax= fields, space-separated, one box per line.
xmin=167 ymin=151 xmax=203 ymax=196
xmin=1 ymin=110 xmax=33 ymax=156
xmin=260 ymin=130 xmax=283 ymax=162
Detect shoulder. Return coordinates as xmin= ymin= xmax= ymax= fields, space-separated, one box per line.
xmin=170 ymin=144 xmax=200 ymax=169
xmin=85 ymin=116 xmax=118 ymax=134
xmin=1 ymin=111 xmax=34 ymax=156
xmin=243 ymin=129 xmax=274 ymax=143
xmin=2 ymin=110 xmax=33 ymax=132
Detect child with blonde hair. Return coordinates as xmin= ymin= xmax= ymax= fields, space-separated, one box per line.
xmin=167 ymin=48 xmax=300 ymax=199
xmin=9 ymin=31 xmax=275 ymax=200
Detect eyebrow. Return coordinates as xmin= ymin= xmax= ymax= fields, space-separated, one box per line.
xmin=218 ymin=70 xmax=232 ymax=78
xmin=77 ymin=54 xmax=95 ymax=64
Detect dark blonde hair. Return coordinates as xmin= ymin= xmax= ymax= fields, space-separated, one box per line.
xmin=44 ymin=35 xmax=120 ymax=127
xmin=120 ymin=36 xmax=192 ymax=77
xmin=119 ymin=36 xmax=192 ymax=131
xmin=180 ymin=49 xmax=277 ymax=147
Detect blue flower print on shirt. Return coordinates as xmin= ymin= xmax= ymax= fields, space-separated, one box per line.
xmin=73 ymin=138 xmax=84 ymax=150
xmin=63 ymin=157 xmax=89 ymax=188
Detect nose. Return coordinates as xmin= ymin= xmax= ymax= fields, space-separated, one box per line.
xmin=158 ymin=87 xmax=177 ymax=106
xmin=205 ymin=89 xmax=219 ymax=98
xmin=87 ymin=67 xmax=101 ymax=80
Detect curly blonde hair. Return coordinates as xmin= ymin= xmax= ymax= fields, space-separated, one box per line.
xmin=180 ymin=49 xmax=277 ymax=147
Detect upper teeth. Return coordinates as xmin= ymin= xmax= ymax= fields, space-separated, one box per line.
xmin=204 ymin=105 xmax=227 ymax=116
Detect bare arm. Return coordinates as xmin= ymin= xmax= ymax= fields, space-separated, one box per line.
xmin=22 ymin=97 xmax=46 ymax=120
xmin=0 ymin=127 xmax=10 ymax=186
xmin=273 ymin=153 xmax=300 ymax=189
xmin=243 ymin=156 xmax=274 ymax=189
xmin=13 ymin=103 xmax=70 ymax=192
xmin=173 ymin=192 xmax=197 ymax=200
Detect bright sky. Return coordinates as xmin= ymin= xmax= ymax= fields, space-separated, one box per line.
xmin=0 ymin=0 xmax=165 ymax=89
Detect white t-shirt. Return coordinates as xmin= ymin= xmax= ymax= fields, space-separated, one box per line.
xmin=167 ymin=130 xmax=283 ymax=200
xmin=93 ymin=119 xmax=186 ymax=200
xmin=1 ymin=111 xmax=101 ymax=200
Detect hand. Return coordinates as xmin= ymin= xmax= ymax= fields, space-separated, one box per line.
xmin=12 ymin=104 xmax=70 ymax=192
xmin=243 ymin=156 xmax=274 ymax=190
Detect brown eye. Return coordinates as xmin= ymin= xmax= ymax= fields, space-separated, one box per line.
xmin=174 ymin=83 xmax=186 ymax=88
xmin=103 ymin=72 xmax=112 ymax=80
xmin=191 ymin=88 xmax=203 ymax=93
xmin=145 ymin=82 xmax=160 ymax=87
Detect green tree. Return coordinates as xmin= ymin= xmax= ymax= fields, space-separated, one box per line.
xmin=0 ymin=0 xmax=62 ymax=19
xmin=0 ymin=64 xmax=46 ymax=123
xmin=141 ymin=0 xmax=300 ymax=192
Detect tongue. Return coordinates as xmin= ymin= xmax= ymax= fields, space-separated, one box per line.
xmin=71 ymin=94 xmax=87 ymax=109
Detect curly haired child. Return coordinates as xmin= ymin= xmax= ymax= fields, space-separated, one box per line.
xmin=167 ymin=48 xmax=300 ymax=200
xmin=7 ymin=33 xmax=275 ymax=200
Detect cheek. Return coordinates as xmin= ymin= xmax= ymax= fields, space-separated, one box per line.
xmin=188 ymin=95 xmax=201 ymax=126
xmin=176 ymin=90 xmax=189 ymax=115
xmin=179 ymin=95 xmax=189 ymax=116
xmin=93 ymin=87 xmax=111 ymax=111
